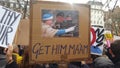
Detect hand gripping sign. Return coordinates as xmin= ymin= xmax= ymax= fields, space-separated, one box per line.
xmin=0 ymin=6 xmax=21 ymax=48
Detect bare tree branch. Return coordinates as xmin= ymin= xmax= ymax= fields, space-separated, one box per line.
xmin=23 ymin=0 xmax=29 ymax=19
xmin=16 ymin=0 xmax=24 ymax=9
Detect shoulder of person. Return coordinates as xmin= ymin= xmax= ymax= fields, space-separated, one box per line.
xmin=114 ymin=61 xmax=120 ymax=68
xmin=6 ymin=60 xmax=18 ymax=68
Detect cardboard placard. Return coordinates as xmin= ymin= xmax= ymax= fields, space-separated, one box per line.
xmin=13 ymin=19 xmax=29 ymax=46
xmin=0 ymin=5 xmax=21 ymax=48
xmin=30 ymin=1 xmax=90 ymax=63
xmin=90 ymin=26 xmax=105 ymax=55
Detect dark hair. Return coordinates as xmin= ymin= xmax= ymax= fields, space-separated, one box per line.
xmin=56 ymin=12 xmax=64 ymax=17
xmin=115 ymin=62 xmax=120 ymax=68
xmin=111 ymin=40 xmax=120 ymax=57
xmin=42 ymin=20 xmax=47 ymax=23
xmin=94 ymin=57 xmax=114 ymax=68
xmin=95 ymin=66 xmax=114 ymax=68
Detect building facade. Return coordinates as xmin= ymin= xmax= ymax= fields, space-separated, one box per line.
xmin=88 ymin=1 xmax=104 ymax=27
xmin=0 ymin=0 xmax=30 ymax=19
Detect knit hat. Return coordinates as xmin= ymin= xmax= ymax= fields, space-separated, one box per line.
xmin=42 ymin=13 xmax=53 ymax=20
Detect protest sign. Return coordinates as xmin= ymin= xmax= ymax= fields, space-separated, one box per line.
xmin=104 ymin=31 xmax=113 ymax=40
xmin=0 ymin=6 xmax=21 ymax=48
xmin=104 ymin=30 xmax=113 ymax=48
xmin=30 ymin=1 xmax=90 ymax=63
xmin=13 ymin=19 xmax=29 ymax=46
xmin=90 ymin=25 xmax=105 ymax=55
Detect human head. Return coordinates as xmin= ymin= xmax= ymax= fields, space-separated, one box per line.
xmin=106 ymin=40 xmax=120 ymax=64
xmin=110 ymin=40 xmax=120 ymax=57
xmin=0 ymin=47 xmax=6 ymax=68
xmin=42 ymin=13 xmax=53 ymax=26
xmin=66 ymin=14 xmax=72 ymax=22
xmin=56 ymin=12 xmax=64 ymax=17
xmin=94 ymin=57 xmax=114 ymax=68
xmin=56 ymin=12 xmax=64 ymax=23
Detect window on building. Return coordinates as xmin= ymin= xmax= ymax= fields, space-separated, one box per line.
xmin=16 ymin=4 xmax=19 ymax=9
xmin=13 ymin=3 xmax=16 ymax=9
xmin=97 ymin=21 xmax=99 ymax=24
xmin=1 ymin=1 xmax=5 ymax=6
xmin=96 ymin=6 xmax=98 ymax=9
xmin=94 ymin=11 xmax=96 ymax=14
xmin=92 ymin=5 xmax=94 ymax=8
xmin=94 ymin=21 xmax=96 ymax=24
xmin=94 ymin=15 xmax=96 ymax=19
xmin=10 ymin=3 xmax=13 ymax=8
xmin=7 ymin=2 xmax=10 ymax=8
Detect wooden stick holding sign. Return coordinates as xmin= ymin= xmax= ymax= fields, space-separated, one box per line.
xmin=0 ymin=5 xmax=21 ymax=48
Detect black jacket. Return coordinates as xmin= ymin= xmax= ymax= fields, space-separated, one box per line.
xmin=5 ymin=61 xmax=18 ymax=68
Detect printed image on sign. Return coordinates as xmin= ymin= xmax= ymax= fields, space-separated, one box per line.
xmin=0 ymin=6 xmax=21 ymax=48
xmin=41 ymin=10 xmax=79 ymax=37
xmin=90 ymin=26 xmax=104 ymax=55
xmin=30 ymin=1 xmax=90 ymax=63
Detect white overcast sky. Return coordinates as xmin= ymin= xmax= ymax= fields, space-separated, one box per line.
xmin=24 ymin=0 xmax=120 ymax=11
xmin=55 ymin=0 xmax=120 ymax=11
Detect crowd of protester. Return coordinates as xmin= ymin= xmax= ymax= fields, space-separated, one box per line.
xmin=0 ymin=39 xmax=120 ymax=68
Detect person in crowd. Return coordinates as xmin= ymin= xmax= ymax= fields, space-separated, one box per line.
xmin=106 ymin=39 xmax=120 ymax=68
xmin=65 ymin=14 xmax=73 ymax=24
xmin=54 ymin=12 xmax=74 ymax=29
xmin=0 ymin=47 xmax=7 ymax=68
xmin=93 ymin=56 xmax=114 ymax=68
xmin=54 ymin=12 xmax=65 ymax=29
xmin=55 ymin=12 xmax=75 ymax=28
xmin=54 ymin=12 xmax=76 ymax=37
xmin=4 ymin=45 xmax=18 ymax=68
xmin=18 ymin=45 xmax=24 ymax=56
xmin=49 ymin=63 xmax=58 ymax=68
xmin=42 ymin=13 xmax=75 ymax=37
xmin=68 ymin=61 xmax=90 ymax=68
xmin=68 ymin=62 xmax=81 ymax=68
